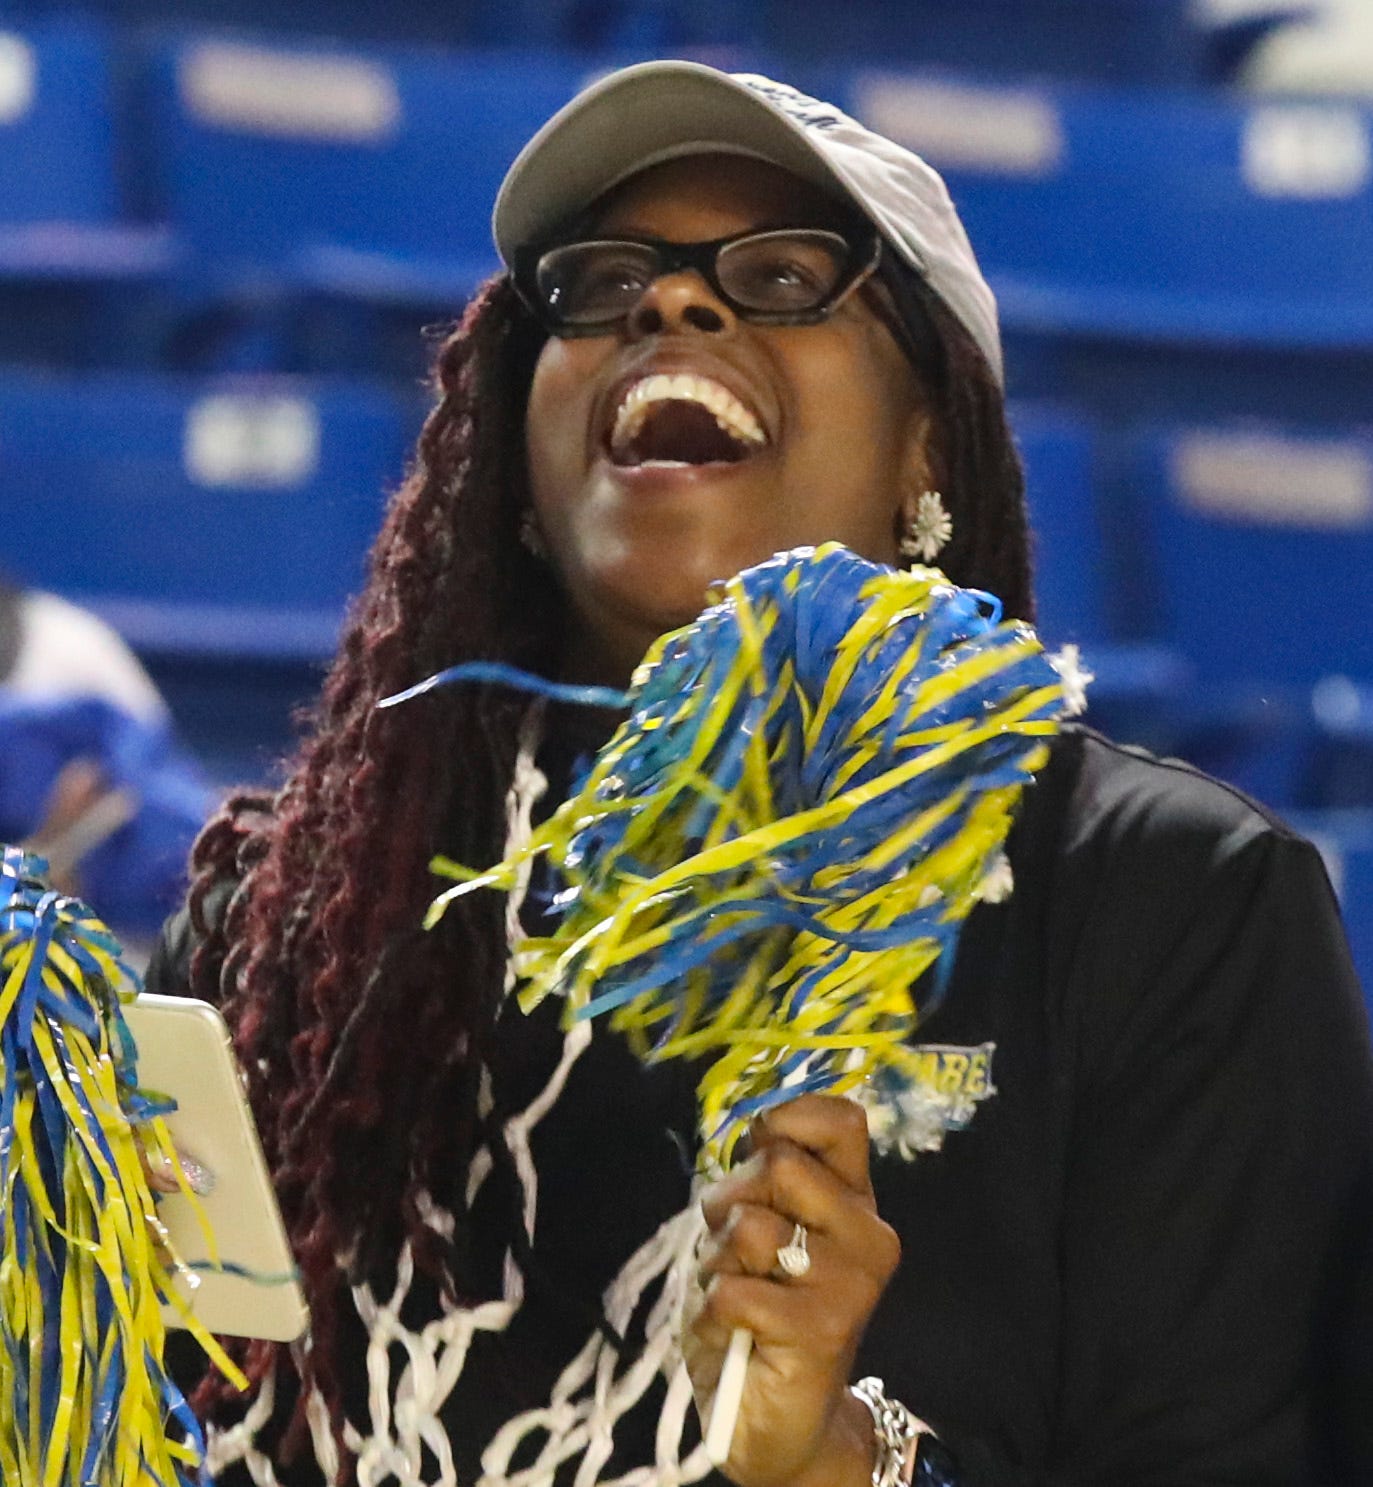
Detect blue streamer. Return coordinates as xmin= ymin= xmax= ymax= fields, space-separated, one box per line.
xmin=421 ymin=545 xmax=1074 ymax=1167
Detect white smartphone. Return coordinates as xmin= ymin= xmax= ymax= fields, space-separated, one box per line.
xmin=123 ymin=993 xmax=310 ymax=1343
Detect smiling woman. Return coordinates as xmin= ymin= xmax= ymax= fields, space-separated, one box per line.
xmin=143 ymin=60 xmax=1373 ymax=1487
xmin=523 ymin=154 xmax=938 ymax=684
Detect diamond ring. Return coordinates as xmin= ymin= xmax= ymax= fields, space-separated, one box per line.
xmin=774 ymin=1222 xmax=811 ymax=1279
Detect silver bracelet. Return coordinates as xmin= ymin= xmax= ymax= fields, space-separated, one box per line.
xmin=850 ymin=1377 xmax=922 ymax=1487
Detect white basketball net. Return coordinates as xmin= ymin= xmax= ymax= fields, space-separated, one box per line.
xmin=206 ymin=709 xmax=715 ymax=1487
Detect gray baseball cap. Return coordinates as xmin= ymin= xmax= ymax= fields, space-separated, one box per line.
xmin=493 ymin=60 xmax=1004 ymax=386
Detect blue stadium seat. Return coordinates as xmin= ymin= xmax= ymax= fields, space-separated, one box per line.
xmin=4 ymin=0 xmax=1208 ymax=78
xmin=0 ymin=17 xmax=178 ymax=366
xmin=9 ymin=0 xmax=478 ymax=48
xmin=470 ymin=0 xmax=758 ymax=51
xmin=1011 ymin=401 xmax=1188 ymax=748
xmin=767 ymin=0 xmax=1203 ymax=83
xmin=6 ymin=0 xmax=1251 ymax=81
xmin=1121 ymin=420 xmax=1373 ymax=804
xmin=0 ymin=369 xmax=420 ymax=780
xmin=0 ymin=18 xmax=170 ymax=263
xmin=1132 ymin=421 xmax=1373 ymax=688
xmin=1014 ymin=401 xmax=1117 ymax=648
xmin=841 ymin=71 xmax=1373 ymax=420
xmin=481 ymin=0 xmax=1209 ymax=81
xmin=0 ymin=371 xmax=416 ymax=661
xmin=135 ymin=37 xmax=586 ymax=372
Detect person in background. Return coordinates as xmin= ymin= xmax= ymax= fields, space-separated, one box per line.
xmin=148 ymin=62 xmax=1373 ymax=1487
xmin=0 ymin=571 xmax=167 ymax=721
xmin=1236 ymin=0 xmax=1373 ymax=94
xmin=0 ymin=570 xmax=211 ymax=938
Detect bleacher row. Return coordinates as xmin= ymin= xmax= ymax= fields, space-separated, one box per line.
xmin=1 ymin=13 xmax=1371 ymax=990
xmin=0 ymin=1 xmax=1312 ymax=84
xmin=6 ymin=19 xmax=1373 ymax=380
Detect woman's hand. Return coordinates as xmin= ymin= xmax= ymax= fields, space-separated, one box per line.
xmin=137 ymin=1131 xmax=184 ymax=1196
xmin=683 ymin=1094 xmax=900 ymax=1487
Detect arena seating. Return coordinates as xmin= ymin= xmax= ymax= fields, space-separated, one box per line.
xmin=1107 ymin=419 xmax=1373 ymax=805
xmin=131 ymin=38 xmax=586 ymax=375
xmin=842 ymin=71 xmax=1373 ymax=369
xmin=0 ymin=370 xmax=416 ymax=659
xmin=1011 ymin=401 xmax=1191 ymax=750
xmin=487 ymin=0 xmax=1224 ymax=81
xmin=0 ymin=18 xmax=167 ymax=267
xmin=0 ymin=0 xmax=1252 ymax=83
xmin=0 ymin=367 xmax=423 ymax=779
xmin=131 ymin=32 xmax=1373 ymax=367
xmin=1131 ymin=421 xmax=1373 ymax=688
xmin=0 ymin=17 xmax=177 ymax=366
xmin=0 ymin=6 xmax=1366 ymax=827
xmin=762 ymin=0 xmax=1206 ymax=82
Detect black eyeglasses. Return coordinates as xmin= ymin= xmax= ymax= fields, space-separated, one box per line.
xmin=513 ymin=227 xmax=883 ymax=337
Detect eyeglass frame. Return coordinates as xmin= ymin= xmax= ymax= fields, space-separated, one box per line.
xmin=511 ymin=225 xmax=885 ymax=338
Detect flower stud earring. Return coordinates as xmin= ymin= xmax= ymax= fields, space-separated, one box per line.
xmin=899 ymin=490 xmax=953 ymax=565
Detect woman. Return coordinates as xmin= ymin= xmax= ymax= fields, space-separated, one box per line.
xmin=148 ymin=62 xmax=1373 ymax=1486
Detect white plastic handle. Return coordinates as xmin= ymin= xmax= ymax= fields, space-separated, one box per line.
xmin=704 ymin=1326 xmax=753 ymax=1466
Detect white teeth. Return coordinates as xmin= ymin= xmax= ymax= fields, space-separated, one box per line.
xmin=610 ymin=372 xmax=767 ymax=454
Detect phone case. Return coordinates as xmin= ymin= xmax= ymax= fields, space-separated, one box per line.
xmin=124 ymin=993 xmax=310 ymax=1343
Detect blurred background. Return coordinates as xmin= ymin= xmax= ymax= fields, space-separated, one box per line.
xmin=0 ymin=0 xmax=1369 ymax=983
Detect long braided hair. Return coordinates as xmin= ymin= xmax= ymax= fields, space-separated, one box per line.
xmin=180 ymin=261 xmax=1033 ymax=1458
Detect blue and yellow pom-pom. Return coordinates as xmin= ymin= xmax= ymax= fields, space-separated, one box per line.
xmin=401 ymin=545 xmax=1074 ymax=1169
xmin=0 ymin=845 xmax=244 ymax=1486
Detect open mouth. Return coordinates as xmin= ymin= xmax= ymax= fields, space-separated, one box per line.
xmin=608 ymin=373 xmax=767 ymax=469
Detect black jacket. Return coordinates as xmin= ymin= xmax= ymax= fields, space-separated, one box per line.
xmin=147 ymin=727 xmax=1373 ymax=1485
